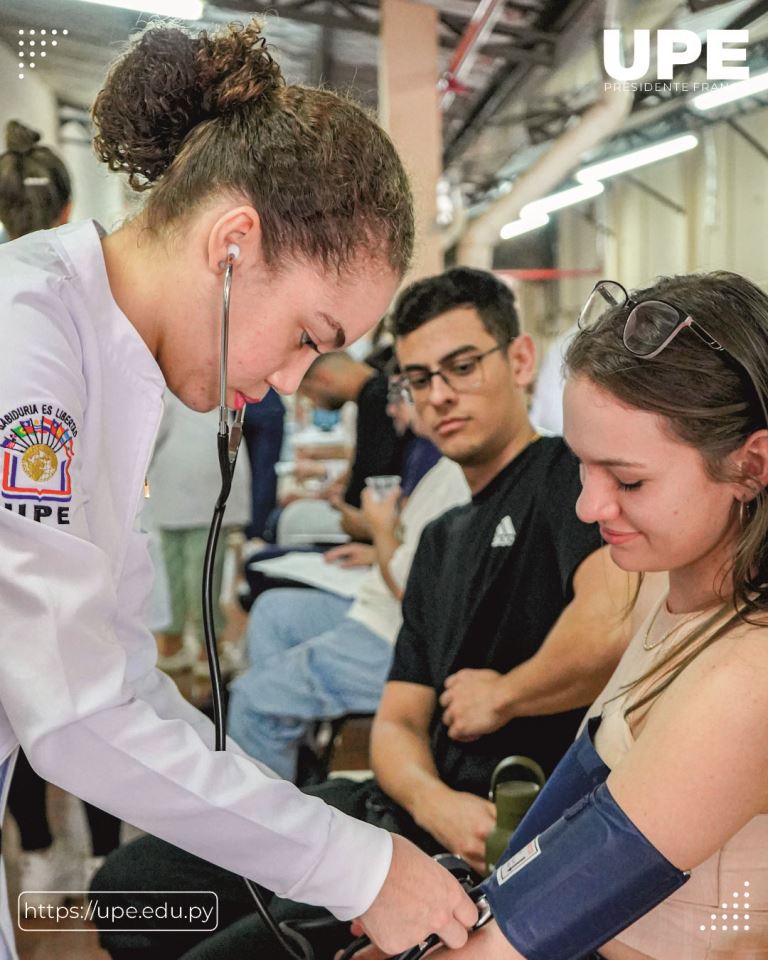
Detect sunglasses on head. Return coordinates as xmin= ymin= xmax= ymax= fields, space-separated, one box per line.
xmin=578 ymin=279 xmax=768 ymax=428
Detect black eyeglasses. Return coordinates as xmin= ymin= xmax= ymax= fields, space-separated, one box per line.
xmin=579 ymin=279 xmax=768 ymax=427
xmin=400 ymin=344 xmax=506 ymax=399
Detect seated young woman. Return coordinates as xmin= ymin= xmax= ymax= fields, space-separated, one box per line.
xmin=423 ymin=270 xmax=768 ymax=960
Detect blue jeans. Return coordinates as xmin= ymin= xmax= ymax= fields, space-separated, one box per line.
xmin=227 ymin=589 xmax=393 ymax=780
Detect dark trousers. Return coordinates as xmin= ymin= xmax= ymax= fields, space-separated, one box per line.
xmin=9 ymin=748 xmax=121 ymax=856
xmin=242 ymin=398 xmax=285 ymax=541
xmin=93 ymin=777 xmax=443 ymax=960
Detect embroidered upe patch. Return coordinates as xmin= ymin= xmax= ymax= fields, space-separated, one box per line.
xmin=1 ymin=403 xmax=77 ymax=523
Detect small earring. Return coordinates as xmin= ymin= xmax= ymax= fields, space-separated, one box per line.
xmin=739 ymin=499 xmax=751 ymax=528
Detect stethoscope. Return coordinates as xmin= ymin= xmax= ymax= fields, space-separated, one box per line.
xmin=335 ymin=869 xmax=492 ymax=960
xmin=202 ymin=248 xmax=304 ymax=956
xmin=202 ymin=248 xmax=244 ymax=754
xmin=201 ymin=251 xmax=492 ymax=959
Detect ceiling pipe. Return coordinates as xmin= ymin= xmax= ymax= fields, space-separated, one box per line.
xmin=439 ymin=185 xmax=469 ymax=252
xmin=456 ymin=0 xmax=633 ymax=269
xmin=438 ymin=0 xmax=507 ymax=111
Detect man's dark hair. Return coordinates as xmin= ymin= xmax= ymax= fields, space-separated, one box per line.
xmin=389 ymin=267 xmax=520 ymax=346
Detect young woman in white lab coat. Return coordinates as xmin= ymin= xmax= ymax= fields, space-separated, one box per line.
xmin=0 ymin=19 xmax=476 ymax=960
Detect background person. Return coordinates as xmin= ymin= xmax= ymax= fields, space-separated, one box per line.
xmin=148 ymin=390 xmax=251 ymax=675
xmin=0 ymin=120 xmax=72 ymax=239
xmin=241 ymin=388 xmax=286 ymax=541
xmin=279 ymin=351 xmax=408 ymax=543
xmin=226 ymin=449 xmax=469 ymax=782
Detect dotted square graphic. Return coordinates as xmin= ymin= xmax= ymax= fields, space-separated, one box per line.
xmin=701 ymin=882 xmax=752 ymax=934
xmin=17 ymin=27 xmax=68 ymax=79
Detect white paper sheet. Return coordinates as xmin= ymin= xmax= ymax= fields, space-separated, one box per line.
xmin=249 ymin=551 xmax=370 ymax=598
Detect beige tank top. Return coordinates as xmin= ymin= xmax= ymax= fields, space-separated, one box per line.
xmin=584 ymin=597 xmax=768 ymax=960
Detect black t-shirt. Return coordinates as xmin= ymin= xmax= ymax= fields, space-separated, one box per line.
xmin=344 ymin=373 xmax=406 ymax=507
xmin=389 ymin=436 xmax=602 ymax=795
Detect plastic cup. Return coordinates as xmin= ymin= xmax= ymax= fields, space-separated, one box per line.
xmin=364 ymin=475 xmax=401 ymax=502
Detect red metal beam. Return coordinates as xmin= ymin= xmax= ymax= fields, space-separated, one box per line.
xmin=495 ymin=267 xmax=603 ymax=281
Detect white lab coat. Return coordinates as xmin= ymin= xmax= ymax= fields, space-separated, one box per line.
xmin=0 ymin=221 xmax=391 ymax=956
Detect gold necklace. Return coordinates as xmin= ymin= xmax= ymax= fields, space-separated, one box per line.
xmin=643 ymin=596 xmax=698 ymax=651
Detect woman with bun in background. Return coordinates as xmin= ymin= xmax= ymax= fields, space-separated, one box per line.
xmin=0 ymin=120 xmax=72 ymax=240
xmin=0 ymin=19 xmax=476 ymax=960
xmin=0 ymin=117 xmax=124 ymax=917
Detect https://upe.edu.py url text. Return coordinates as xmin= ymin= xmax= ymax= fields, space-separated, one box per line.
xmin=18 ymin=891 xmax=218 ymax=932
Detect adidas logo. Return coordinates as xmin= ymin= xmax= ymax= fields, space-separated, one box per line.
xmin=491 ymin=515 xmax=516 ymax=548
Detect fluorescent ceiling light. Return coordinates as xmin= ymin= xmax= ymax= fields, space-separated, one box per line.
xmin=520 ymin=181 xmax=604 ymax=219
xmin=499 ymin=212 xmax=549 ymax=240
xmin=499 ymin=182 xmax=601 ymax=240
xmin=576 ymin=134 xmax=699 ymax=183
xmin=692 ymin=70 xmax=768 ymax=110
xmin=75 ymin=0 xmax=204 ymax=18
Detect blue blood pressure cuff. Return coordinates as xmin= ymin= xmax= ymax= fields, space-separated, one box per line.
xmin=501 ymin=717 xmax=611 ymax=852
xmin=480 ymin=720 xmax=689 ymax=960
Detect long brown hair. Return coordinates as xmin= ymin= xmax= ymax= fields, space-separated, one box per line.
xmin=0 ymin=121 xmax=72 ymax=239
xmin=565 ymin=271 xmax=768 ymax=713
xmin=91 ymin=20 xmax=413 ymax=275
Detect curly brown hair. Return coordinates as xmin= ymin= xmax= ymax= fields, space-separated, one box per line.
xmin=0 ymin=121 xmax=72 ymax=239
xmin=91 ymin=20 xmax=413 ymax=274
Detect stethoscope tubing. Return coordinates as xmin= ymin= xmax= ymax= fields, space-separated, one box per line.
xmin=201 ymin=257 xmax=488 ymax=960
xmin=202 ymin=256 xmax=306 ymax=959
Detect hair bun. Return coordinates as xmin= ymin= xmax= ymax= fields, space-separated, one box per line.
xmin=197 ymin=20 xmax=283 ymax=115
xmin=6 ymin=121 xmax=41 ymax=155
xmin=92 ymin=20 xmax=283 ymax=191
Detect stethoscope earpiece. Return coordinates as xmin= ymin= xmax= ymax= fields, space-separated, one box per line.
xmin=218 ymin=244 xmax=240 ymax=270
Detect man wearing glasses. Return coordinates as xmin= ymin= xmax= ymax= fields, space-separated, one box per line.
xmin=368 ymin=266 xmax=633 ymax=875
